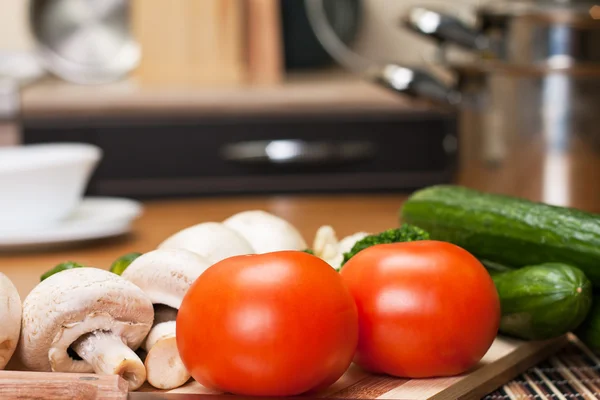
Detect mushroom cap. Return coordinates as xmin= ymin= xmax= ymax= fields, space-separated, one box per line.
xmin=122 ymin=248 xmax=212 ymax=309
xmin=19 ymin=268 xmax=154 ymax=374
xmin=0 ymin=273 xmax=21 ymax=370
xmin=223 ymin=210 xmax=307 ymax=253
xmin=158 ymin=222 xmax=254 ymax=263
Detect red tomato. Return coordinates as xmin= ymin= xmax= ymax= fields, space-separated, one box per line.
xmin=340 ymin=240 xmax=500 ymax=378
xmin=176 ymin=251 xmax=359 ymax=396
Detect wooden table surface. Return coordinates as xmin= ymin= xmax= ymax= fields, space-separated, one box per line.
xmin=0 ymin=194 xmax=406 ymax=299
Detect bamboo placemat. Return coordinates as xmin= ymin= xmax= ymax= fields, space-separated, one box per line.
xmin=484 ymin=338 xmax=600 ymax=399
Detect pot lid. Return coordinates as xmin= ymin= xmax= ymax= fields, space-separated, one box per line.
xmin=448 ymin=59 xmax=600 ymax=77
xmin=478 ymin=0 xmax=600 ymax=25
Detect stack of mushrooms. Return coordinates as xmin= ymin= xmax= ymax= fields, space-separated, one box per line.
xmin=4 ymin=209 xmax=309 ymax=392
xmin=157 ymin=210 xmax=308 ymax=261
xmin=121 ymin=248 xmax=212 ymax=389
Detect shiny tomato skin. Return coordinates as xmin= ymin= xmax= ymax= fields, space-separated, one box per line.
xmin=340 ymin=240 xmax=500 ymax=378
xmin=176 ymin=251 xmax=359 ymax=396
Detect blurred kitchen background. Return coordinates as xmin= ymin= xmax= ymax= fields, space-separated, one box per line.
xmin=2 ymin=0 xmax=600 ymax=210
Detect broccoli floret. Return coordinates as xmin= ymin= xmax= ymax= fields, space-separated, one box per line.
xmin=341 ymin=224 xmax=430 ymax=266
xmin=302 ymin=249 xmax=315 ymax=255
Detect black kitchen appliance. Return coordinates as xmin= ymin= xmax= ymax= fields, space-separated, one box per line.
xmin=23 ymin=107 xmax=457 ymax=198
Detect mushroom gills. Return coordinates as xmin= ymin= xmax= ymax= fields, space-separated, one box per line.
xmin=66 ymin=346 xmax=82 ymax=361
xmin=153 ymin=304 xmax=178 ymax=325
xmin=71 ymin=330 xmax=146 ymax=391
xmin=135 ymin=347 xmax=148 ymax=362
xmin=0 ymin=339 xmax=14 ymax=368
xmin=144 ymin=304 xmax=190 ymax=390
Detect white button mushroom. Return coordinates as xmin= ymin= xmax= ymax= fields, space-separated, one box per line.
xmin=0 ymin=273 xmax=21 ymax=370
xmin=313 ymin=225 xmax=370 ymax=269
xmin=313 ymin=225 xmax=341 ymax=267
xmin=158 ymin=222 xmax=254 ymax=263
xmin=121 ymin=248 xmax=212 ymax=390
xmin=18 ymin=268 xmax=154 ymax=391
xmin=339 ymin=231 xmax=371 ymax=254
xmin=223 ymin=210 xmax=307 ymax=253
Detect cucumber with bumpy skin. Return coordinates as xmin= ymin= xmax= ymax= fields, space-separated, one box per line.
xmin=401 ymin=185 xmax=600 ymax=286
xmin=492 ymin=263 xmax=592 ymax=340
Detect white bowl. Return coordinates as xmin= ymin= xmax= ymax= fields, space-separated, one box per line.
xmin=0 ymin=143 xmax=102 ymax=231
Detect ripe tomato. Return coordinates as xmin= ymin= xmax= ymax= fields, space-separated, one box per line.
xmin=176 ymin=251 xmax=359 ymax=396
xmin=340 ymin=240 xmax=500 ymax=378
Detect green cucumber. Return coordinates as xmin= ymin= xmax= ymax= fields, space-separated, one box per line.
xmin=401 ymin=185 xmax=600 ymax=286
xmin=492 ymin=263 xmax=592 ymax=340
xmin=575 ymin=294 xmax=600 ymax=351
xmin=481 ymin=260 xmax=515 ymax=276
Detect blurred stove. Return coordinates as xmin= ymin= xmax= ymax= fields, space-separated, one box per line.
xmin=23 ymin=110 xmax=456 ymax=198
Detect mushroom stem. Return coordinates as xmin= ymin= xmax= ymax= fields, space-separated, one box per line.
xmin=71 ymin=331 xmax=146 ymax=391
xmin=143 ymin=306 xmax=190 ymax=390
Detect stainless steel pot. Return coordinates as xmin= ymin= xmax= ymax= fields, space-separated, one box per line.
xmin=29 ymin=0 xmax=139 ymax=85
xmin=375 ymin=0 xmax=600 ymax=208
xmin=405 ymin=1 xmax=600 ymax=66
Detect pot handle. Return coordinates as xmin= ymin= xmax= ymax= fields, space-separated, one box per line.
xmin=370 ymin=64 xmax=461 ymax=106
xmin=403 ymin=7 xmax=489 ymax=51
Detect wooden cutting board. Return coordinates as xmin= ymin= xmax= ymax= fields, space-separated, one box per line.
xmin=0 ymin=371 xmax=128 ymax=400
xmin=0 ymin=335 xmax=574 ymax=399
xmin=139 ymin=335 xmax=569 ymax=400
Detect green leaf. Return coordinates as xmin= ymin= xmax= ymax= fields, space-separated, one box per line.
xmin=110 ymin=252 xmax=142 ymax=275
xmin=40 ymin=261 xmax=86 ymax=281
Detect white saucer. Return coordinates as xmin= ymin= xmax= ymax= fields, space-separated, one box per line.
xmin=0 ymin=197 xmax=143 ymax=250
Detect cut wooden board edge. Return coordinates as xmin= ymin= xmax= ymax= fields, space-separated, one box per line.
xmin=138 ymin=335 xmax=569 ymax=399
xmin=1 ymin=335 xmax=571 ymax=399
xmin=326 ymin=371 xmax=408 ymax=399
xmin=0 ymin=371 xmax=127 ymax=400
xmin=378 ymin=335 xmax=570 ymax=400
